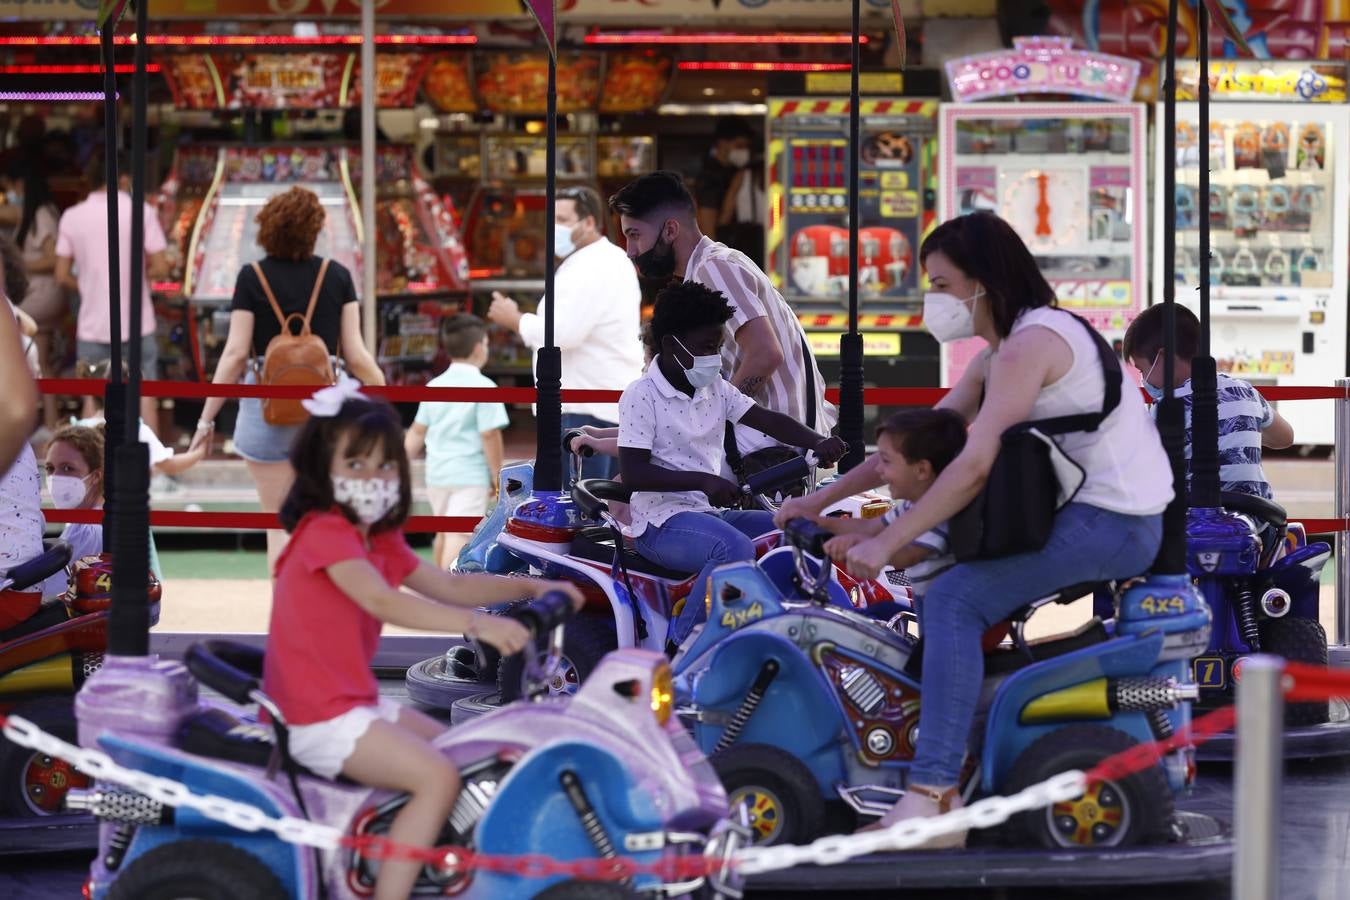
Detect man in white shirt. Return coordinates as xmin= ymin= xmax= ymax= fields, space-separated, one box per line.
xmin=609 ymin=171 xmax=836 ymax=465
xmin=488 ymin=185 xmax=643 ymax=480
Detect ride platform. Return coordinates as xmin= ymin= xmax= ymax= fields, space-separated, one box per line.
xmin=1197 ymin=697 xmax=1350 ymax=762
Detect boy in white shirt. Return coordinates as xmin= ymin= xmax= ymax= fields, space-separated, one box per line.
xmin=618 ymin=281 xmax=847 ymax=648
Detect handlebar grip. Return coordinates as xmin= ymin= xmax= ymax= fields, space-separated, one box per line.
xmin=562 ymin=429 xmax=594 ymax=458
xmin=506 ymin=590 xmax=576 ymax=637
xmin=784 ymin=517 xmax=831 ymax=559
xmin=743 ymin=456 xmax=810 ymax=496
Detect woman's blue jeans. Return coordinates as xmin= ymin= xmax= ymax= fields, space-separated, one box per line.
xmin=909 ymin=502 xmax=1163 ymax=787
xmin=635 ymin=509 xmax=777 ymax=645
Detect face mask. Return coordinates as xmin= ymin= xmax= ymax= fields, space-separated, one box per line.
xmin=922 ymin=287 xmax=985 ymax=343
xmin=633 ymin=230 xmax=677 ymax=280
xmin=48 ymin=474 xmax=89 ymax=510
xmin=727 ymin=148 xmax=751 ymax=168
xmin=333 ymin=476 xmax=401 ymax=525
xmin=1142 ymin=352 xmax=1164 ymax=402
xmin=673 ymin=336 xmax=722 ymax=389
xmin=554 ymin=221 xmax=577 ymax=259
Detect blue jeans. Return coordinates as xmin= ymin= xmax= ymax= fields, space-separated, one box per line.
xmin=636 ymin=509 xmax=776 ymax=645
xmin=909 ymin=503 xmax=1163 ymax=786
xmin=561 ymin=413 xmax=617 ymax=483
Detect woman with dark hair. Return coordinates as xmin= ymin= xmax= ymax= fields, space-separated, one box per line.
xmin=192 ymin=185 xmax=384 ymax=571
xmin=776 ymin=211 xmax=1172 ymax=845
xmin=1 ymin=165 xmax=62 ymax=427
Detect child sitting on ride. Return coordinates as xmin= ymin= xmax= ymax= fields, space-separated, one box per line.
xmin=263 ymin=378 xmax=583 ymax=900
xmin=1123 ymin=303 xmax=1293 ymax=499
xmin=817 ymin=407 xmax=967 ymax=602
xmin=617 ymin=280 xmax=847 ymax=649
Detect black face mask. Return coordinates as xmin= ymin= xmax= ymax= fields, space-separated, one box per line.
xmin=632 ymin=233 xmax=677 ymax=280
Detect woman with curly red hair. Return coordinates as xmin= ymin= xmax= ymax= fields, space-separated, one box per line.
xmin=193 ymin=186 xmax=384 ymax=570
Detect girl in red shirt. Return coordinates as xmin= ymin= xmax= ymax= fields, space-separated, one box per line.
xmin=263 ymin=382 xmax=582 ymax=900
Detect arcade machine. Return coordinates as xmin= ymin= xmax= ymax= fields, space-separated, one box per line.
xmin=766 ymin=69 xmax=942 ymax=430
xmin=1154 ymin=58 xmax=1350 ymax=446
xmin=937 ymin=37 xmax=1148 ymax=385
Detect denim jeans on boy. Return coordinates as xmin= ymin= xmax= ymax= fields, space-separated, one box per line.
xmin=635 ymin=508 xmax=777 ymax=645
xmin=909 ymin=502 xmax=1163 ymax=787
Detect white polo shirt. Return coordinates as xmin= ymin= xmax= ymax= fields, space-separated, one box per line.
xmin=518 ymin=236 xmax=645 ymax=423
xmin=617 ymin=362 xmax=755 ymax=537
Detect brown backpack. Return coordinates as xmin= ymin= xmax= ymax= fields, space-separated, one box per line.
xmin=252 ymin=258 xmax=336 ymax=426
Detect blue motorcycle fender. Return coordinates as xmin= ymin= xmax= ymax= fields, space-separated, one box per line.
xmin=980 ymin=632 xmax=1166 ymax=795
xmin=690 ymin=631 xmax=846 ymax=796
xmin=97 ymin=734 xmax=307 ymax=899
xmin=472 ymin=741 xmax=670 ymax=898
xmin=1268 ymin=542 xmax=1332 ymax=621
xmin=675 ymin=563 xmax=788 ymax=674
xmin=457 ymin=462 xmax=534 ymax=573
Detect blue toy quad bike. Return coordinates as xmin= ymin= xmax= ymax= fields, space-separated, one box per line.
xmin=672 ymin=519 xmax=1213 ymax=851
xmin=71 ymin=592 xmax=747 ymax=900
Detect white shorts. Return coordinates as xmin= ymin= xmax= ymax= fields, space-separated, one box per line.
xmin=288 ymin=697 xmax=403 ymax=780
xmin=427 ymin=484 xmax=493 ymax=519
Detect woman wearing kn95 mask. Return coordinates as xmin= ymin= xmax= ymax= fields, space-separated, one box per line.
xmin=773 ymin=211 xmax=1172 ymax=846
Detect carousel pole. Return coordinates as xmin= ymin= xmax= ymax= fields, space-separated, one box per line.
xmin=98 ymin=9 xmax=125 ymax=555
xmin=1190 ymin=3 xmax=1222 ymax=509
xmin=360 ymin=0 xmax=377 ymax=350
xmin=837 ymin=0 xmax=865 ymax=473
xmin=108 ymin=0 xmax=152 ymax=656
xmin=532 ymin=4 xmax=562 ymax=492
xmin=1154 ymin=0 xmax=1189 ymax=575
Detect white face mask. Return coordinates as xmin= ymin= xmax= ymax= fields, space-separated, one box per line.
xmin=554 ymin=221 xmax=577 ymax=259
xmin=922 ymin=287 xmax=985 ymax=343
xmin=333 ymin=476 xmax=401 ymax=525
xmin=48 ymin=474 xmax=90 ymax=510
xmin=727 ymin=148 xmax=751 ymax=168
xmin=673 ymin=336 xmax=723 ymax=389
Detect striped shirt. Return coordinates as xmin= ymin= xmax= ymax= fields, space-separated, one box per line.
xmin=1169 ymin=374 xmax=1274 ymax=499
xmin=882 ymin=501 xmax=953 ymax=600
xmin=684 ymin=236 xmax=837 ymax=455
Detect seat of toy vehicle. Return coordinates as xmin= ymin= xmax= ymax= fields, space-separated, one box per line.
xmin=902 ymin=617 xmax=1109 ymax=680
xmin=573 ymin=478 xmax=632 ymax=517
xmin=1 ymin=539 xmax=72 ymax=593
xmin=175 ymin=707 xmax=358 ymax=785
xmin=1006 ymin=580 xmax=1106 ymax=624
xmin=0 ymin=602 xmax=73 ymax=643
xmin=570 ymin=526 xmax=696 ymax=581
xmin=1220 ymin=490 xmax=1287 ymax=532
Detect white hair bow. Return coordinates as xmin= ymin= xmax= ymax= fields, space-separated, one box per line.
xmin=301 ymin=376 xmax=366 ymax=418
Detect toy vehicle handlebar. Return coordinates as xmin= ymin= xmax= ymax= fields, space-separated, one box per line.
xmin=574 ymin=478 xmax=633 ymax=519
xmin=0 ymin=539 xmax=73 ymax=592
xmin=742 ymin=455 xmax=811 ymax=497
xmin=563 ymin=429 xmax=594 ymax=458
xmin=506 ymin=590 xmax=576 ymax=638
xmin=1220 ymin=490 xmax=1287 ymax=530
xmin=185 ymin=640 xmax=265 ymax=706
xmin=784 ymin=517 xmax=832 ymax=559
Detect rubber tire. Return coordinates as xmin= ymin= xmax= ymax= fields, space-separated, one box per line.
xmin=711 ymin=742 xmax=826 ymax=847
xmin=497 ymin=611 xmax=617 ymax=703
xmin=0 ymin=695 xmax=83 ymax=817
xmin=405 ymin=645 xmax=493 ymax=710
xmin=533 ymin=881 xmax=641 ymax=900
xmin=1259 ymin=616 xmax=1331 ymax=726
xmin=107 ymin=839 xmax=288 ymax=900
xmin=999 ymin=724 xmax=1173 ymax=849
xmin=450 ymin=691 xmax=502 ymax=725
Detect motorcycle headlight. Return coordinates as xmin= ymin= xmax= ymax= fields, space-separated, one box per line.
xmin=651 ymin=662 xmax=674 ymax=726
xmin=705 ymin=581 xmax=714 ymax=617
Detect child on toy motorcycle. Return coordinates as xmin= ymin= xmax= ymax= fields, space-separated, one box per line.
xmin=617 ymin=281 xmax=847 ymax=649
xmin=818 ymin=408 xmax=966 ymax=601
xmin=264 ymin=380 xmax=583 ymax=900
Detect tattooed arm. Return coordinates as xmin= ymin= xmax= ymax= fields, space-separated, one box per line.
xmin=727 ymin=316 xmax=783 ymax=400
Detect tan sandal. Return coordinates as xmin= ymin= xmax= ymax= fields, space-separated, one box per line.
xmin=856 ymin=782 xmax=967 ymax=849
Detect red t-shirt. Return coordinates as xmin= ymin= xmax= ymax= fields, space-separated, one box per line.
xmin=262 ymin=511 xmax=420 ymax=725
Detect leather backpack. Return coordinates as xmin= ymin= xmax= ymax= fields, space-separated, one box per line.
xmin=252 ymin=258 xmax=336 ymax=426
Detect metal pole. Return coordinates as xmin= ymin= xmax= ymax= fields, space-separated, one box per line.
xmin=532 ymin=45 xmax=562 ymax=493
xmin=98 ymin=15 xmax=124 ymax=560
xmin=1233 ymin=655 xmax=1283 ymax=900
xmin=1190 ymin=2 xmax=1221 ymax=510
xmin=1336 ymin=377 xmax=1350 ymax=648
xmin=836 ymin=0 xmax=864 ymax=473
xmin=360 ymin=0 xmax=377 ymax=351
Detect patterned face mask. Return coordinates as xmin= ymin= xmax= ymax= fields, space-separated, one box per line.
xmin=333 ymin=476 xmax=401 ymax=525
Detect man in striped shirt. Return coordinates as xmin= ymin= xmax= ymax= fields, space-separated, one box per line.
xmin=1123 ymin=303 xmax=1294 ymax=499
xmin=609 ymin=171 xmax=837 ymax=458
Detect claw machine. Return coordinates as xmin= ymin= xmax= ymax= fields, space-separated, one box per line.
xmin=767 ymin=69 xmax=942 ymax=430
xmin=1154 ymin=59 xmax=1350 ymax=446
xmin=938 ymin=37 xmax=1147 ymax=385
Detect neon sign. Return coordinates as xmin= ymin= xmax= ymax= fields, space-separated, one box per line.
xmin=945 ymin=36 xmax=1140 ymax=104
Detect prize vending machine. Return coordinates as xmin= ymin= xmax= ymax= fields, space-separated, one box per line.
xmin=766 ymin=72 xmax=942 ymax=430
xmin=938 ymin=37 xmax=1148 ymax=386
xmin=1155 ymin=60 xmax=1350 ymax=446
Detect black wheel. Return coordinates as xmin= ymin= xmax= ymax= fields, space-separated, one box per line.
xmin=497 ymin=610 xmax=617 ymax=703
xmin=999 ymin=724 xmax=1173 ymax=849
xmin=108 ymin=839 xmax=288 ymax=900
xmin=710 ymin=742 xmax=825 ymax=846
xmin=533 ymin=880 xmax=641 ymax=899
xmin=405 ymin=645 xmax=493 ymax=710
xmin=450 ymin=691 xmax=502 ymax=725
xmin=0 ymin=695 xmax=91 ymax=817
xmin=1259 ymin=616 xmax=1330 ymax=726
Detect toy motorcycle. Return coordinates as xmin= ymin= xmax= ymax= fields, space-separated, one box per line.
xmin=72 ymin=592 xmax=747 ymax=900
xmin=671 ymin=519 xmax=1212 ymax=850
